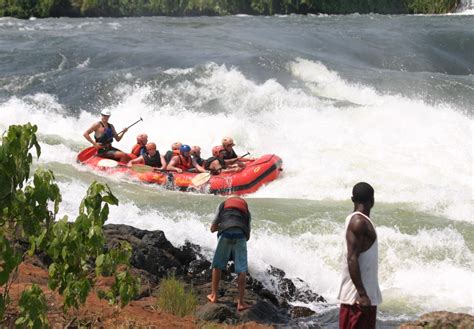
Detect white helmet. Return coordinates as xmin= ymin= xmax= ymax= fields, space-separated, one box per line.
xmin=101 ymin=109 xmax=112 ymax=116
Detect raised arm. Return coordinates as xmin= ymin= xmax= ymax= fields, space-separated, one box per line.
xmin=112 ymin=125 xmax=128 ymax=142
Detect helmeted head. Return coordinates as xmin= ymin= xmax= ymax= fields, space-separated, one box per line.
xmin=222 ymin=137 xmax=235 ymax=148
xmin=191 ymin=146 xmax=201 ymax=157
xmin=351 ymin=182 xmax=374 ymax=206
xmin=212 ymin=145 xmax=225 ymax=158
xmin=137 ymin=133 xmax=148 ymax=145
xmin=180 ymin=144 xmax=191 ymax=155
xmin=146 ymin=142 xmax=157 ymax=155
xmin=171 ymin=142 xmax=182 ymax=150
xmin=101 ymin=109 xmax=112 ymax=117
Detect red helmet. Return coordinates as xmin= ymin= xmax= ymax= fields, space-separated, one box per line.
xmin=212 ymin=145 xmax=225 ymax=157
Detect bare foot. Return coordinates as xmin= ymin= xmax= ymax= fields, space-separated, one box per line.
xmin=206 ymin=294 xmax=218 ymax=303
xmin=237 ymin=302 xmax=251 ymax=311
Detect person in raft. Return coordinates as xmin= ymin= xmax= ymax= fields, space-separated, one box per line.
xmin=164 ymin=142 xmax=182 ymax=164
xmin=131 ymin=133 xmax=148 ymax=157
xmin=127 ymin=142 xmax=166 ymax=170
xmin=205 ymin=145 xmax=242 ymax=175
xmin=221 ymin=137 xmax=254 ymax=167
xmin=83 ymin=109 xmax=131 ymax=163
xmin=207 ymin=195 xmax=251 ymax=311
xmin=190 ymin=145 xmax=204 ymax=166
xmin=166 ymin=144 xmax=206 ymax=173
xmin=337 ymin=182 xmax=382 ymax=329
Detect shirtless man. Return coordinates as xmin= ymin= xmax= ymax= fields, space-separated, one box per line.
xmin=83 ymin=109 xmax=131 ymax=163
xmin=337 ymin=182 xmax=382 ymax=329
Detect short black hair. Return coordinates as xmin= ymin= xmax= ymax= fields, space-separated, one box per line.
xmin=352 ymin=182 xmax=374 ymax=203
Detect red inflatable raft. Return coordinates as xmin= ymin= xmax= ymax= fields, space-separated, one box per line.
xmin=76 ymin=147 xmax=283 ymax=195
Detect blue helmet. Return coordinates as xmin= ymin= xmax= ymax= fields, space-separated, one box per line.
xmin=180 ymin=144 xmax=191 ymax=154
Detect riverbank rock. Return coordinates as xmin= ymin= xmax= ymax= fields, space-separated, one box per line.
xmin=399 ymin=311 xmax=474 ymax=328
xmin=102 ymin=224 xmax=326 ymax=325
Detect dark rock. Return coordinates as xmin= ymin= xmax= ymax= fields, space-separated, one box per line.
xmin=239 ymin=300 xmax=289 ymax=324
xmin=101 ymin=224 xmax=325 ymax=325
xmin=265 ymin=265 xmax=326 ymax=304
xmin=196 ymin=302 xmax=236 ymax=322
xmin=289 ymin=306 xmax=316 ymax=318
xmin=187 ymin=259 xmax=212 ymax=284
xmin=399 ymin=311 xmax=474 ymax=329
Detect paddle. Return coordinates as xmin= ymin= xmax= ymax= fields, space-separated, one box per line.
xmin=117 ymin=117 xmax=143 ymax=135
xmin=96 ymin=160 xmax=164 ymax=173
xmin=77 ymin=146 xmax=97 ymax=163
xmin=228 ymin=152 xmax=250 ymax=163
xmin=191 ymin=172 xmax=211 ymax=187
xmin=130 ymin=164 xmax=165 ymax=173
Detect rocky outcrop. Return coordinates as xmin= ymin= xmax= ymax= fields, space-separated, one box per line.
xmin=399 ymin=311 xmax=474 ymax=329
xmin=103 ymin=224 xmax=325 ymax=325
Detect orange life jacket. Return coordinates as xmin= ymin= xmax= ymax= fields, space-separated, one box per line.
xmin=223 ymin=197 xmax=249 ymax=215
xmin=131 ymin=143 xmax=145 ymax=157
xmin=175 ymin=153 xmax=193 ymax=171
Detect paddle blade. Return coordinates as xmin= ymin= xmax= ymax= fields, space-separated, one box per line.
xmin=77 ymin=147 xmax=97 ymax=163
xmin=191 ymin=172 xmax=211 ymax=186
xmin=131 ymin=164 xmax=155 ymax=173
xmin=97 ymin=159 xmax=119 ymax=168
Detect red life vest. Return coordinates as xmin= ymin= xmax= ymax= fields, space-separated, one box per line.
xmin=131 ymin=143 xmax=145 ymax=157
xmin=223 ymin=197 xmax=249 ymax=215
xmin=176 ymin=154 xmax=193 ymax=171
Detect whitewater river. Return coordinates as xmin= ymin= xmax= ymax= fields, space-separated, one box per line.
xmin=1 ymin=13 xmax=472 ymax=327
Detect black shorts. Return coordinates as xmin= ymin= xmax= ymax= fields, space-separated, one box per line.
xmin=98 ymin=146 xmax=119 ymax=159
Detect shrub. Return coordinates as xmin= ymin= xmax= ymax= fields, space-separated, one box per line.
xmin=156 ymin=276 xmax=198 ymax=317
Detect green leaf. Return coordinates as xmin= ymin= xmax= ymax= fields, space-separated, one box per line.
xmin=96 ymin=254 xmax=105 ymax=268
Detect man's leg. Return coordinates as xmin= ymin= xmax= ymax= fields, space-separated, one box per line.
xmin=207 ymin=236 xmax=232 ymax=303
xmin=236 ymin=272 xmax=250 ymax=311
xmin=206 ymin=268 xmax=221 ymax=303
xmin=233 ymin=238 xmax=250 ymax=311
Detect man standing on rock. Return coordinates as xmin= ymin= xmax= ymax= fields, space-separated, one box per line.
xmin=338 ymin=182 xmax=382 ymax=329
xmin=207 ymin=195 xmax=251 ymax=311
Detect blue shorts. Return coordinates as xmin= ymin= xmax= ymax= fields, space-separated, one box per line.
xmin=211 ymin=228 xmax=248 ymax=273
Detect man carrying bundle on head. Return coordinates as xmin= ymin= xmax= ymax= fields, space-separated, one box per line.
xmin=207 ymin=195 xmax=251 ymax=312
xmin=83 ymin=109 xmax=131 ymax=163
xmin=166 ymin=144 xmax=206 ymax=173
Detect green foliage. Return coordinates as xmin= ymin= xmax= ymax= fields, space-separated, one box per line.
xmin=15 ymin=284 xmax=48 ymax=328
xmin=0 ymin=0 xmax=460 ymax=17
xmin=405 ymin=0 xmax=458 ymax=13
xmin=0 ymin=123 xmax=139 ymax=325
xmin=156 ymin=275 xmax=198 ymax=317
